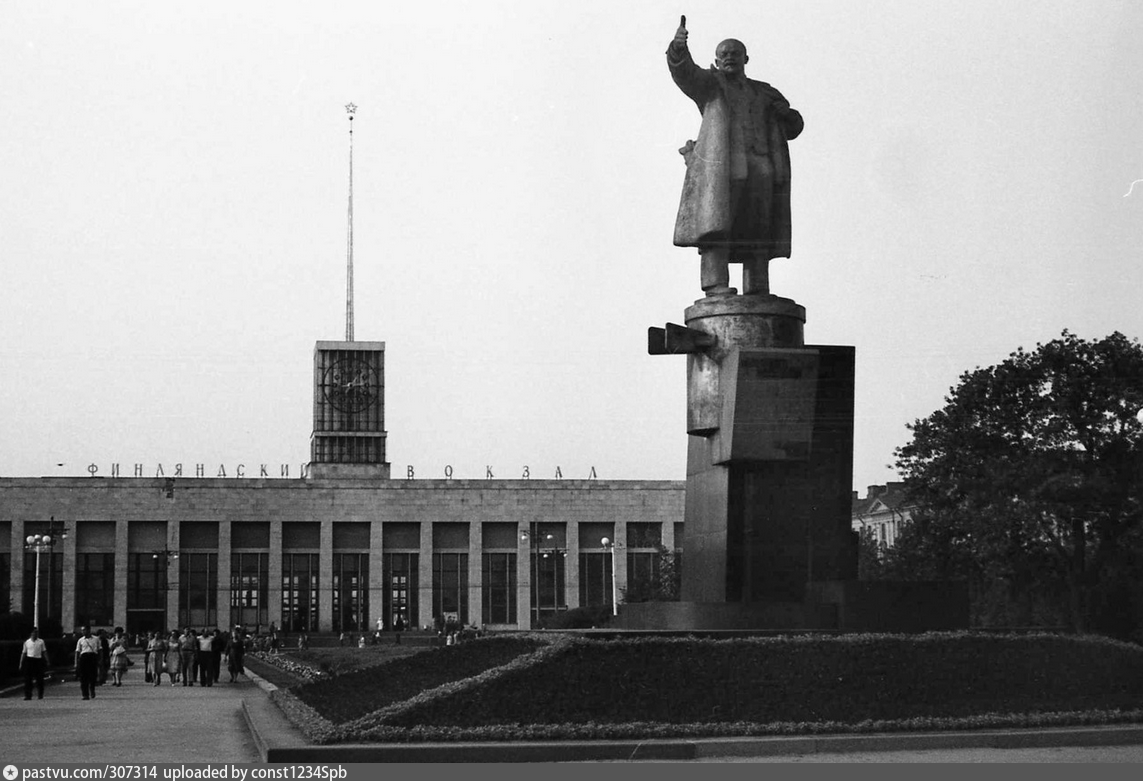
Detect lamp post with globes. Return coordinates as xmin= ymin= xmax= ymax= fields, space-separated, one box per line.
xmin=520 ymin=525 xmax=566 ymax=628
xmin=600 ymin=537 xmax=624 ymax=616
xmin=153 ymin=548 xmax=179 ymax=628
xmin=24 ymin=516 xmax=68 ymax=630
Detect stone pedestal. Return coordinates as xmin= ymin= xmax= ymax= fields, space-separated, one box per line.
xmin=652 ymin=293 xmax=858 ymax=619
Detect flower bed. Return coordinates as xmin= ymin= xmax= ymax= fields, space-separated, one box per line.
xmin=249 ymin=651 xmax=330 ymax=683
xmin=289 ymin=635 xmax=544 ymax=725
xmin=280 ymin=631 xmax=1143 ymax=743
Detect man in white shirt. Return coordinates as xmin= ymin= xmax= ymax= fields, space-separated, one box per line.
xmin=74 ymin=625 xmax=101 ymax=700
xmin=196 ymin=628 xmax=215 ymax=687
xmin=20 ymin=627 xmax=51 ymax=700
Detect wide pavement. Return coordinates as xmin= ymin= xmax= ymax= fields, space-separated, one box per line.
xmin=0 ymin=663 xmax=263 ymax=764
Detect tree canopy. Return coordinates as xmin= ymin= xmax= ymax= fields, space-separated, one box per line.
xmin=887 ymin=331 xmax=1143 ymax=638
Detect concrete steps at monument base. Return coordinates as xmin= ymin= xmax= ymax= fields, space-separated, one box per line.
xmin=262 ymin=631 xmax=440 ymax=649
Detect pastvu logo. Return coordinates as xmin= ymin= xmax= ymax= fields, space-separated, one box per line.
xmin=3 ymin=765 xmax=19 ymax=781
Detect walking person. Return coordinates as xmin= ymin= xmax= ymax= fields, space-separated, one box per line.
xmin=74 ymin=626 xmax=100 ymax=700
xmin=165 ymin=631 xmax=182 ymax=685
xmin=178 ymin=627 xmax=197 ymax=686
xmin=210 ymin=629 xmax=225 ymax=684
xmin=225 ymin=627 xmax=246 ymax=683
xmin=197 ymin=628 xmax=214 ymax=687
xmin=96 ymin=629 xmax=111 ymax=686
xmin=147 ymin=631 xmax=167 ymax=686
xmin=20 ymin=627 xmax=50 ymax=700
xmin=109 ymin=632 xmax=129 ymax=686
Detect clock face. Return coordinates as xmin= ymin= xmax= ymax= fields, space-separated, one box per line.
xmin=323 ymin=358 xmax=377 ymax=413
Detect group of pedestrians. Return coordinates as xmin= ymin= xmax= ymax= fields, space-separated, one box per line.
xmin=16 ymin=624 xmax=248 ymax=701
xmin=143 ymin=627 xmax=248 ymax=687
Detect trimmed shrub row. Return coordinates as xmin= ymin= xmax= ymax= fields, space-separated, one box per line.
xmin=340 ymin=708 xmax=1143 ymax=744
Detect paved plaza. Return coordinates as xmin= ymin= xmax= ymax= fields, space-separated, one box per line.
xmin=0 ymin=669 xmax=263 ymax=764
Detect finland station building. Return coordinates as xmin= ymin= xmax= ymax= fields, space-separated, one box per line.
xmin=1 ymin=340 xmax=685 ymax=635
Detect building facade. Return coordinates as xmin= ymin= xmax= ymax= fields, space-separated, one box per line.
xmin=850 ymin=482 xmax=912 ymax=548
xmin=1 ymin=476 xmax=684 ymax=635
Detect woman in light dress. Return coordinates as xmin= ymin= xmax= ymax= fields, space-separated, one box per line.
xmin=165 ymin=631 xmax=182 ymax=685
xmin=147 ymin=631 xmax=168 ymax=686
xmin=109 ymin=633 xmax=129 ymax=686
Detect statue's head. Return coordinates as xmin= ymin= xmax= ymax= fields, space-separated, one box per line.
xmin=715 ymin=39 xmax=749 ymax=76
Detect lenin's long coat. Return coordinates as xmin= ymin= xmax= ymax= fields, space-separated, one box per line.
xmin=668 ymin=45 xmax=803 ymax=259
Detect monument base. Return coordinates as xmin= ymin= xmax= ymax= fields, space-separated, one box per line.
xmin=614 ymin=580 xmax=969 ymax=632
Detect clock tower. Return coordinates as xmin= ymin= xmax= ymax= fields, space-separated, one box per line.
xmin=308 ymin=105 xmax=389 ymax=479
xmin=309 ymin=341 xmax=389 ymax=479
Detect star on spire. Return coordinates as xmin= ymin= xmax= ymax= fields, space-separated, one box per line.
xmin=345 ymin=102 xmax=357 ymax=116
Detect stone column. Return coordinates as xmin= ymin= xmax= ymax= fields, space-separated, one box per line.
xmin=11 ymin=521 xmax=24 ymax=622
xmin=613 ymin=520 xmax=628 ymax=609
xmin=467 ymin=521 xmax=482 ymax=627
xmin=565 ymin=521 xmax=580 ymax=610
xmin=217 ymin=521 xmax=231 ymax=630
xmin=61 ymin=525 xmax=77 ymax=631
xmin=417 ymin=522 xmax=433 ymax=631
xmin=516 ymin=524 xmax=532 ymax=629
xmin=369 ymin=521 xmax=385 ymax=630
xmin=268 ymin=520 xmax=283 ymax=630
xmin=319 ymin=520 xmax=333 ymax=632
xmin=114 ymin=520 xmax=129 ymax=630
xmin=167 ymin=522 xmax=181 ymax=629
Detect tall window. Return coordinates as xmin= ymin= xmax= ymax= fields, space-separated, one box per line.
xmin=282 ymin=553 xmax=319 ymax=632
xmin=179 ymin=552 xmax=218 ymax=629
xmin=333 ymin=553 xmax=368 ymax=632
xmin=432 ymin=553 xmax=468 ymax=625
xmin=127 ymin=553 xmax=166 ymax=611
xmin=75 ymin=553 xmax=115 ymax=627
xmin=481 ymin=552 xmax=516 ymax=625
xmin=626 ymin=522 xmax=663 ymax=603
xmin=382 ymin=552 xmax=417 ymax=628
xmin=230 ymin=552 xmax=268 ymax=631
xmin=533 ymin=550 xmax=567 ymax=623
xmin=626 ymin=551 xmax=661 ymax=599
xmin=578 ymin=552 xmax=613 ymax=609
xmin=0 ymin=553 xmax=10 ymax=620
xmin=22 ymin=552 xmax=63 ymax=626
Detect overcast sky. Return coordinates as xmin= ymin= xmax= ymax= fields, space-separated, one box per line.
xmin=3 ymin=1 xmax=1142 ymax=490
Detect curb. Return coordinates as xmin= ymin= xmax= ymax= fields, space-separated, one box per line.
xmin=691 ymin=725 xmax=1143 ymax=758
xmin=241 ymin=693 xmax=1143 ymax=763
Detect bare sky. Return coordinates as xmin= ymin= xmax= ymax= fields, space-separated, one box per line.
xmin=3 ymin=1 xmax=1142 ymax=489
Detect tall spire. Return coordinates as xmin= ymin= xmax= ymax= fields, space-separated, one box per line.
xmin=344 ymin=102 xmax=356 ymax=342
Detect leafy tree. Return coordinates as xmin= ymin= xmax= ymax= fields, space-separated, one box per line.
xmin=622 ymin=544 xmax=682 ymax=603
xmin=889 ymin=331 xmax=1143 ymax=637
xmin=856 ymin=527 xmax=888 ymax=580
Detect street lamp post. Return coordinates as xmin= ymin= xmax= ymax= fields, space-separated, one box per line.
xmin=24 ymin=516 xmax=68 ymax=630
xmin=521 ymin=525 xmax=565 ymax=628
xmin=600 ymin=537 xmax=623 ymax=616
xmin=153 ymin=548 xmax=179 ymax=629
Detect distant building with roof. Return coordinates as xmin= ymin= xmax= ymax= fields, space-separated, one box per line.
xmin=851 ymin=482 xmax=912 ymax=548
